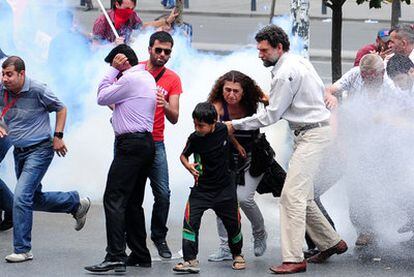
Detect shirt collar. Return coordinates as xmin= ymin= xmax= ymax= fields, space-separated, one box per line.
xmin=0 ymin=77 xmax=30 ymax=94
xmin=271 ymin=52 xmax=289 ymax=76
xmin=19 ymin=77 xmax=30 ymax=93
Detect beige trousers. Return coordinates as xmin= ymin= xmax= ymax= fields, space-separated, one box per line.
xmin=280 ymin=126 xmax=341 ymax=262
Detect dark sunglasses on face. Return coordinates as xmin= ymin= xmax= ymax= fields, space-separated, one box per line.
xmin=154 ymin=47 xmax=172 ymax=55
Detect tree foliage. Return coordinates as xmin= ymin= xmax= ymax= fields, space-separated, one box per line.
xmin=356 ymin=0 xmax=411 ymax=8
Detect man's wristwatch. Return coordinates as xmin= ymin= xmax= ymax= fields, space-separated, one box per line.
xmin=54 ymin=132 xmax=64 ymax=139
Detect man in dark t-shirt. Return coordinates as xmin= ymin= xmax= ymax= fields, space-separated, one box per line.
xmin=173 ymin=102 xmax=245 ymax=273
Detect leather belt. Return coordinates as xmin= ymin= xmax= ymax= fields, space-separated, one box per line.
xmin=293 ymin=121 xmax=330 ymax=136
xmin=14 ymin=138 xmax=51 ymax=153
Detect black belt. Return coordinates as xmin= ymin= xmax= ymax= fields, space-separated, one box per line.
xmin=14 ymin=138 xmax=51 ymax=153
xmin=116 ymin=131 xmax=151 ymax=140
xmin=293 ymin=121 xmax=329 ymax=136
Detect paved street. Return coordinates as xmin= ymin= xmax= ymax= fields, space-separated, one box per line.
xmin=1 ymin=195 xmax=414 ymax=276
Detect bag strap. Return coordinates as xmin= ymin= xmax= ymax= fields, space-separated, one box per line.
xmin=154 ymin=68 xmax=167 ymax=83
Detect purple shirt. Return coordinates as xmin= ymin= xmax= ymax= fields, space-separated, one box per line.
xmin=97 ymin=64 xmax=156 ymax=136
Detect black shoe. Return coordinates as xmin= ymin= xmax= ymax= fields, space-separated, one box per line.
xmin=0 ymin=217 xmax=13 ymax=231
xmin=154 ymin=241 xmax=172 ymax=259
xmin=303 ymin=248 xmax=320 ymax=259
xmin=84 ymin=261 xmax=126 ymax=273
xmin=125 ymin=256 xmax=151 ymax=267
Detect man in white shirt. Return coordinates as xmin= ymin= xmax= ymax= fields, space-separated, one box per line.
xmin=324 ymin=54 xmax=393 ymax=109
xmin=226 ymin=25 xmax=347 ymax=275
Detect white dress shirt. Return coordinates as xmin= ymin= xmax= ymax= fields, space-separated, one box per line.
xmin=335 ymin=66 xmax=395 ymax=97
xmin=232 ymin=53 xmax=330 ymax=130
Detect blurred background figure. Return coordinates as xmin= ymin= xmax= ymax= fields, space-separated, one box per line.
xmin=354 ymin=28 xmax=391 ymax=66
xmin=80 ymin=0 xmax=94 ymax=12
xmin=0 ymin=0 xmax=16 ymax=54
xmin=161 ymin=0 xmax=176 ymax=9
xmin=48 ymin=9 xmax=91 ymax=123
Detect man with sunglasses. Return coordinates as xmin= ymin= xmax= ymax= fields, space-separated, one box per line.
xmin=128 ymin=31 xmax=182 ymax=262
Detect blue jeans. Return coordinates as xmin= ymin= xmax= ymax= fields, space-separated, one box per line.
xmin=13 ymin=141 xmax=79 ymax=253
xmin=148 ymin=141 xmax=170 ymax=242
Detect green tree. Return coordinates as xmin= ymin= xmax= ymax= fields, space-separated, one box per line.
xmin=357 ymin=0 xmax=411 ymax=27
xmin=326 ymin=0 xmax=411 ymax=82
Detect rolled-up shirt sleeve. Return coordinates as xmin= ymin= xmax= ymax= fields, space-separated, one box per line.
xmin=334 ymin=66 xmax=359 ymax=92
xmin=97 ymin=67 xmax=129 ymax=106
xmin=232 ymin=77 xmax=294 ymax=131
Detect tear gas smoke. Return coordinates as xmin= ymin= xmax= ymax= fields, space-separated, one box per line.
xmin=3 ymin=1 xmax=413 ymax=257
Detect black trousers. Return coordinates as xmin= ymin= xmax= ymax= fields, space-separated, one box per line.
xmin=182 ymin=184 xmax=242 ymax=261
xmin=103 ymin=132 xmax=155 ymax=262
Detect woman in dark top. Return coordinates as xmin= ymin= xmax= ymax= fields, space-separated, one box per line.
xmin=207 ymin=70 xmax=270 ymax=261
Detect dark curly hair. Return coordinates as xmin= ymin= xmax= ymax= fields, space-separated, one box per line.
xmin=255 ymin=24 xmax=290 ymax=51
xmin=207 ymin=70 xmax=266 ymax=117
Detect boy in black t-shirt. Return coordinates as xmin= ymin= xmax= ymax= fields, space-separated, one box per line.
xmin=173 ymin=102 xmax=245 ymax=273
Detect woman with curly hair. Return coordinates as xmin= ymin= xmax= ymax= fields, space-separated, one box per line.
xmin=207 ymin=70 xmax=269 ymax=261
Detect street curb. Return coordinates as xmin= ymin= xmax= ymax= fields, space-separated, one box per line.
xmin=138 ymin=8 xmax=411 ymax=24
xmin=192 ymin=42 xmax=356 ymax=62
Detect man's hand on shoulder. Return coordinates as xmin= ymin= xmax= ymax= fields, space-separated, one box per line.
xmin=53 ymin=137 xmax=68 ymax=157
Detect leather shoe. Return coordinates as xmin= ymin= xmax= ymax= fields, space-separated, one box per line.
xmin=269 ymin=261 xmax=306 ymax=274
xmin=84 ymin=260 xmax=126 ymax=273
xmin=355 ymin=233 xmax=375 ymax=246
xmin=307 ymin=239 xmax=348 ymax=263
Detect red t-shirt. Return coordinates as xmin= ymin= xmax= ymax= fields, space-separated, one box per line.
xmin=140 ymin=61 xmax=183 ymax=142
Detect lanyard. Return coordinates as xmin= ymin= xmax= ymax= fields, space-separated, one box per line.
xmin=1 ymin=90 xmax=19 ymax=119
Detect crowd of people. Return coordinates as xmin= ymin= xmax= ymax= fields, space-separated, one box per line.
xmin=1 ymin=0 xmax=414 ymax=275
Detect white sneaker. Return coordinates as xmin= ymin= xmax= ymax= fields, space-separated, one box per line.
xmin=74 ymin=197 xmax=91 ymax=231
xmin=208 ymin=247 xmax=232 ymax=262
xmin=5 ymin=252 xmax=33 ymax=263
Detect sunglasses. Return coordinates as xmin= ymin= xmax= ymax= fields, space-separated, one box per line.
xmin=223 ymin=87 xmax=241 ymax=94
xmin=154 ymin=47 xmax=172 ymax=55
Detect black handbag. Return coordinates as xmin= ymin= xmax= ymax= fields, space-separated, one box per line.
xmin=256 ymin=160 xmax=286 ymax=197
xmin=249 ymin=133 xmax=286 ymax=197
xmin=249 ymin=133 xmax=275 ymax=177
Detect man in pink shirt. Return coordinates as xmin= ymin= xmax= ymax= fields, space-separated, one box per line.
xmin=85 ymin=44 xmax=156 ymax=273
